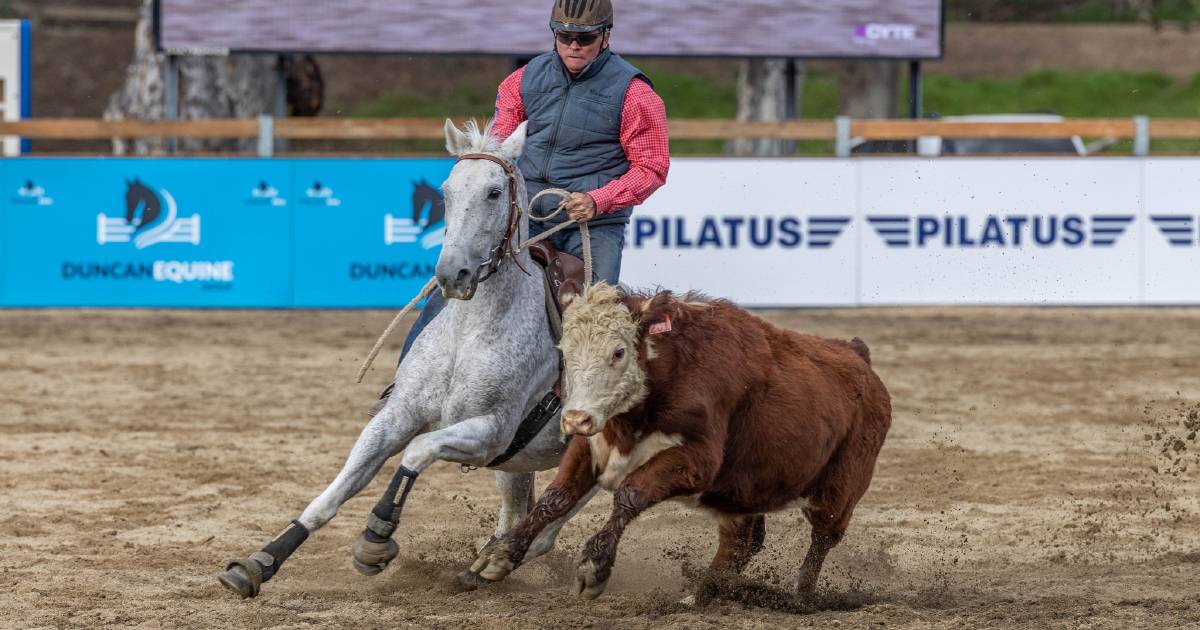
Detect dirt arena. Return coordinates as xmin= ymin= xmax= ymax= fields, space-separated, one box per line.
xmin=2 ymin=307 xmax=1199 ymax=628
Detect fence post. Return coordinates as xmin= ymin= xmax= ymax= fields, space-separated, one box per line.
xmin=835 ymin=116 xmax=852 ymax=158
xmin=1133 ymin=116 xmax=1150 ymax=157
xmin=257 ymin=115 xmax=275 ymax=158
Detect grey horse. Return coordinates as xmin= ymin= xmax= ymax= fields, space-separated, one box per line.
xmin=218 ymin=119 xmax=596 ymax=598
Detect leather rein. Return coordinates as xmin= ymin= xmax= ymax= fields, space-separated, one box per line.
xmin=457 ymin=152 xmax=529 ymax=291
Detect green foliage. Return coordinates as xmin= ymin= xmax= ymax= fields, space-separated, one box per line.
xmin=949 ymin=0 xmax=1200 ymax=23
xmin=347 ymin=68 xmax=1200 ymax=154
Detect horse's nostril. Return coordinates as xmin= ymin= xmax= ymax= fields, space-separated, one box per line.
xmin=454 ymin=268 xmax=471 ymax=285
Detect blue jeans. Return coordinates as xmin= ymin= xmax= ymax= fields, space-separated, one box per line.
xmin=399 ymin=221 xmax=627 ymax=359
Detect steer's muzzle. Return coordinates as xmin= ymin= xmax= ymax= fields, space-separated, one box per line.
xmin=561 ymin=409 xmax=598 ymax=436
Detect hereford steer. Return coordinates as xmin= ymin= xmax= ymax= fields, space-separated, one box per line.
xmin=469 ymin=283 xmax=892 ymax=600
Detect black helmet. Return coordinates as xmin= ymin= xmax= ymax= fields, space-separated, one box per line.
xmin=550 ymin=0 xmax=613 ymax=33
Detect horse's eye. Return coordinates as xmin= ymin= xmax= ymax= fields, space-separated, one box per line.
xmin=488 ymin=188 xmax=503 ymax=200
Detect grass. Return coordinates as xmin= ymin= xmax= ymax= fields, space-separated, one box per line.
xmin=346 ymin=67 xmax=1200 ymax=154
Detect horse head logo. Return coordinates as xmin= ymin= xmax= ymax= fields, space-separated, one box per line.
xmin=411 ymin=178 xmax=445 ymax=228
xmin=124 ymin=178 xmax=162 ymax=232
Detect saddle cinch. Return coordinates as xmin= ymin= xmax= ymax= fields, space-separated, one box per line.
xmin=527 ymin=241 xmax=586 ymax=341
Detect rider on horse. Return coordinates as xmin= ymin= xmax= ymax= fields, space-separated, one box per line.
xmin=380 ymin=0 xmax=671 ymax=408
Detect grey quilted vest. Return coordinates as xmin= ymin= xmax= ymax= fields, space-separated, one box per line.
xmin=519 ymin=48 xmax=651 ymax=227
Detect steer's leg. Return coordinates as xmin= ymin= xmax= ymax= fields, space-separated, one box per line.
xmin=710 ymin=514 xmax=766 ymax=574
xmin=575 ymin=446 xmax=713 ymax=600
xmin=794 ymin=512 xmax=845 ymax=595
xmin=689 ymin=513 xmax=768 ymax=606
xmin=794 ymin=439 xmax=878 ymax=594
xmin=217 ymin=404 xmax=420 ymax=598
xmin=473 ymin=436 xmax=597 ymax=583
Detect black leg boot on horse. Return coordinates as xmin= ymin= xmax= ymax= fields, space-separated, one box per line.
xmin=351 ymin=464 xmax=418 ymax=575
xmin=218 ymin=520 xmax=311 ymax=598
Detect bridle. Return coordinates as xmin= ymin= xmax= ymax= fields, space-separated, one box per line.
xmin=454 ymin=152 xmax=529 ymax=296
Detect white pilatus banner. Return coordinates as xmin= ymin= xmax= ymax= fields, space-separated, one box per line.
xmin=620 ymin=160 xmax=859 ymax=307
xmin=624 ymin=158 xmax=1196 ymax=306
xmin=1144 ymin=159 xmax=1200 ymax=304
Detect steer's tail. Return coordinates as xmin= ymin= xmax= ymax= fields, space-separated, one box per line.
xmin=849 ymin=337 xmax=871 ymax=365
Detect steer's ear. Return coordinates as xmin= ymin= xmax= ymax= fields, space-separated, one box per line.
xmin=634 ymin=292 xmax=674 ymax=337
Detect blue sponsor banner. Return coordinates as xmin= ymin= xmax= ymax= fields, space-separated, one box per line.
xmin=0 ymin=157 xmax=458 ymax=308
xmin=291 ymin=159 xmax=453 ymax=307
xmin=1 ymin=158 xmax=292 ymax=307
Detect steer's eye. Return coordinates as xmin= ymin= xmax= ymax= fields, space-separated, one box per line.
xmin=488 ymin=188 xmax=503 ymax=200
xmin=611 ymin=347 xmax=626 ymax=364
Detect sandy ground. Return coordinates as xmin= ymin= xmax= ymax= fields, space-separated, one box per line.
xmin=2 ymin=307 xmax=1199 ymax=629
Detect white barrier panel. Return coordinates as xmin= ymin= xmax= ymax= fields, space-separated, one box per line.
xmin=0 ymin=21 xmax=28 ymax=156
xmin=620 ymin=160 xmax=859 ymax=306
xmin=625 ymin=158 xmax=1197 ymax=306
xmin=858 ymin=159 xmax=1143 ymax=305
xmin=1144 ymin=159 xmax=1200 ymax=304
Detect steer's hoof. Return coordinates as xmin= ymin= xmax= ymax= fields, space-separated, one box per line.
xmin=573 ymin=558 xmax=610 ymax=600
xmin=478 ymin=558 xmax=516 ymax=583
xmin=218 ymin=558 xmax=264 ymax=599
xmin=352 ymin=535 xmax=398 ymax=576
xmin=456 ymin=569 xmax=488 ymax=591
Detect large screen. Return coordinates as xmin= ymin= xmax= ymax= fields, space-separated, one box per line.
xmin=157 ymin=0 xmax=943 ymax=59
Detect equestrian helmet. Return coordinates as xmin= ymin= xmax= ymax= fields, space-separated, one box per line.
xmin=550 ymin=0 xmax=613 ymax=33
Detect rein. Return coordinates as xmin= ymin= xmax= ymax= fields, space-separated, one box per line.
xmin=354 ymin=154 xmax=592 ymax=383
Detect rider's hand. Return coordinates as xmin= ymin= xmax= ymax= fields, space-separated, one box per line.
xmin=564 ymin=192 xmax=597 ymax=222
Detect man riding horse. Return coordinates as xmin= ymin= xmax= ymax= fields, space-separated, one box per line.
xmin=381 ymin=0 xmax=670 ymax=395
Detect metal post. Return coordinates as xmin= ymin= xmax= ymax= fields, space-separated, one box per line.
xmin=784 ymin=59 xmax=798 ymax=154
xmin=908 ymin=59 xmax=923 ymax=120
xmin=784 ymin=59 xmax=798 ymax=120
xmin=835 ymin=116 xmax=853 ymax=158
xmin=257 ymin=115 xmax=274 ymax=158
xmin=1133 ymin=116 xmax=1150 ymax=157
xmin=163 ymin=54 xmax=179 ymax=154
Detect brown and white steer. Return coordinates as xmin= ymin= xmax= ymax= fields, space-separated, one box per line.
xmin=470 ymin=283 xmax=892 ymax=599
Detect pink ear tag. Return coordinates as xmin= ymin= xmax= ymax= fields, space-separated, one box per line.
xmin=649 ymin=315 xmax=673 ymax=336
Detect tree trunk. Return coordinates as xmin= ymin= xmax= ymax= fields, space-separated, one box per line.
xmin=836 ymin=60 xmax=901 ymax=119
xmin=104 ymin=0 xmax=280 ymax=155
xmin=726 ymin=58 xmax=803 ymax=157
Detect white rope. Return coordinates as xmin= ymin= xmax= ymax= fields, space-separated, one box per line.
xmin=354 ymin=187 xmax=595 ymax=383
xmin=524 ymin=188 xmax=593 ymax=287
xmin=355 ymin=277 xmax=438 ymax=383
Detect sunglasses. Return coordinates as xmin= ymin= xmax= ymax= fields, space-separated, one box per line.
xmin=554 ymin=31 xmax=601 ymax=47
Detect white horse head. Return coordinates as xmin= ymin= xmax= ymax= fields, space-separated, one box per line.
xmin=437 ymin=119 xmax=529 ymax=300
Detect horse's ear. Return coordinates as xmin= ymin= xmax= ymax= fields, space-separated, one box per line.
xmin=498 ymin=121 xmax=527 ymax=161
xmin=444 ymin=118 xmax=468 ymax=157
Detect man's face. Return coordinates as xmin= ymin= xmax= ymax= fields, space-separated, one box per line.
xmin=555 ymin=29 xmax=609 ymax=76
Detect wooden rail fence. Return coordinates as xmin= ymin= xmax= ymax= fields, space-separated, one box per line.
xmin=2 ymin=117 xmax=1197 ymax=156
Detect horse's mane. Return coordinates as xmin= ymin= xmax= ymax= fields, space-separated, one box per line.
xmin=458 ymin=119 xmax=503 ymax=154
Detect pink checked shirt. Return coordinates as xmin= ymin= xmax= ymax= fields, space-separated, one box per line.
xmin=492 ymin=66 xmax=670 ymax=214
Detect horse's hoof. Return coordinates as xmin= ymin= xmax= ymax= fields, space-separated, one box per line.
xmin=218 ymin=558 xmax=263 ymax=599
xmin=352 ymin=535 xmax=398 ymax=576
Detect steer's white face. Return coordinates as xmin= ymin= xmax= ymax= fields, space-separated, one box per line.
xmin=558 ymin=283 xmax=649 ymax=437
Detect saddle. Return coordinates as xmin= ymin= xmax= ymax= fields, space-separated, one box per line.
xmin=527 ymin=241 xmax=586 ymax=341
